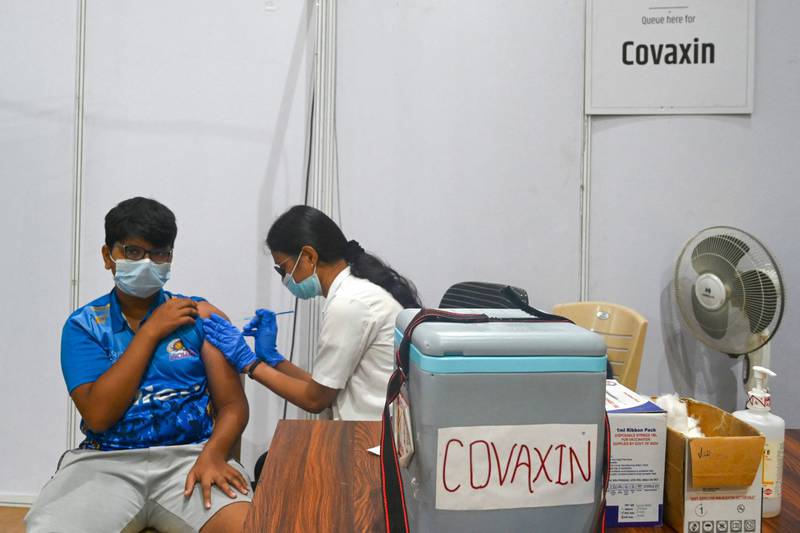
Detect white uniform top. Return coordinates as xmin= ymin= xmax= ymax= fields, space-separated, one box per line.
xmin=311 ymin=267 xmax=403 ymax=420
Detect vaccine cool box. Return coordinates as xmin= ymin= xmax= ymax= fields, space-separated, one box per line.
xmin=395 ymin=309 xmax=608 ymax=532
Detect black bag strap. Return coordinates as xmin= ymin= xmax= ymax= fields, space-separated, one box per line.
xmin=381 ymin=367 xmax=411 ymax=533
xmin=500 ymin=286 xmax=570 ymax=322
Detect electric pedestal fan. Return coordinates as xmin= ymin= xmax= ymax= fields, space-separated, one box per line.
xmin=674 ymin=226 xmax=785 ymax=393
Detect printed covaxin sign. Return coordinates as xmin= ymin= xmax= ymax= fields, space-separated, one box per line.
xmin=435 ymin=423 xmax=598 ymax=511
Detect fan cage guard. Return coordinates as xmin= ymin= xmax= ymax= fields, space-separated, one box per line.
xmin=674 ymin=226 xmax=785 ymax=355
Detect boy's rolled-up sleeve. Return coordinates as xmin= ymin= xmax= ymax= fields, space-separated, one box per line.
xmin=61 ymin=318 xmax=111 ymax=393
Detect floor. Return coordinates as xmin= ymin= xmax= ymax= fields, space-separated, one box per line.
xmin=0 ymin=506 xmax=27 ymax=533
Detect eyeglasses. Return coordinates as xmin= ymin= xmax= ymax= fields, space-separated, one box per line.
xmin=114 ymin=243 xmax=173 ymax=264
xmin=273 ymin=256 xmax=293 ymax=278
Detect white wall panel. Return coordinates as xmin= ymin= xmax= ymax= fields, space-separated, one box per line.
xmin=588 ymin=1 xmax=800 ymax=420
xmin=335 ymin=0 xmax=586 ymax=308
xmin=6 ymin=0 xmax=800 ymax=509
xmin=78 ymin=0 xmax=313 ymax=470
xmin=0 ymin=1 xmax=77 ymax=501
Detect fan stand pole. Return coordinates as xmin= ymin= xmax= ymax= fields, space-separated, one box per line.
xmin=742 ymin=331 xmax=771 ymax=397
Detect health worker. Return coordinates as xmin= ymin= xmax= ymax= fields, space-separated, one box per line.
xmin=202 ymin=205 xmax=420 ymax=421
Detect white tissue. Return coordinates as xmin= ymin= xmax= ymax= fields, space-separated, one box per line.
xmin=653 ymin=393 xmax=705 ymax=438
xmin=685 ymin=416 xmax=705 ymax=438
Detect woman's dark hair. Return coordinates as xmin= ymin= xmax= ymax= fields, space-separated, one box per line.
xmin=105 ymin=197 xmax=177 ymax=249
xmin=267 ymin=205 xmax=421 ymax=308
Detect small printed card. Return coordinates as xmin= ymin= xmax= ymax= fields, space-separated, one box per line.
xmin=393 ymin=387 xmax=414 ymax=467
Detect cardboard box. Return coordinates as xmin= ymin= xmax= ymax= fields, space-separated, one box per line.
xmin=604 ymin=379 xmax=667 ymax=527
xmin=664 ymin=399 xmax=765 ymax=533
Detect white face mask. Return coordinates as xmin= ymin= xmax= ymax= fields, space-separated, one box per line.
xmin=112 ymin=258 xmax=171 ymax=298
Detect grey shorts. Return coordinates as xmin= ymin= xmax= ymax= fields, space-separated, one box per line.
xmin=25 ymin=443 xmax=252 ymax=533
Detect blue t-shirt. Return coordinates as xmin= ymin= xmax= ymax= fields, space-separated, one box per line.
xmin=61 ymin=289 xmax=214 ymax=450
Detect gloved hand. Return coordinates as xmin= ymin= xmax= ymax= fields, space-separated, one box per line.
xmin=242 ymin=308 xmax=286 ymax=367
xmin=202 ymin=314 xmax=257 ymax=373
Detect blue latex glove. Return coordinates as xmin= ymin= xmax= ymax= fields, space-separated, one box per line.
xmin=242 ymin=308 xmax=286 ymax=367
xmin=202 ymin=314 xmax=257 ymax=373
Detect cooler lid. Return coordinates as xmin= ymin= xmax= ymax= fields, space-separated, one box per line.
xmin=396 ymin=308 xmax=606 ymax=357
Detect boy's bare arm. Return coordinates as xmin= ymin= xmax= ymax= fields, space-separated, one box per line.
xmin=199 ymin=301 xmax=249 ymax=458
xmin=183 ymin=301 xmax=250 ymax=509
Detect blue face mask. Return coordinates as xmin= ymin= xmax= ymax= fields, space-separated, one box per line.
xmin=113 ymin=258 xmax=171 ymax=298
xmin=283 ymin=253 xmax=322 ymax=300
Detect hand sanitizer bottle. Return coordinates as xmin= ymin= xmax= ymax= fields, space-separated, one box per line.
xmin=732 ymin=366 xmax=785 ymax=517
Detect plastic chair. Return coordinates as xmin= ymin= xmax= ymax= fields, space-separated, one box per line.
xmin=439 ymin=281 xmax=528 ymax=308
xmin=552 ymin=302 xmax=648 ymax=391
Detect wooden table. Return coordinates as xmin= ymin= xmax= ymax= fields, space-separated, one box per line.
xmin=246 ymin=422 xmax=799 ymax=532
xmin=244 ymin=420 xmax=383 ymax=532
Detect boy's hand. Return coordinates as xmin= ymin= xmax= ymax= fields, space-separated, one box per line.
xmin=141 ymin=298 xmax=198 ymax=340
xmin=184 ymin=449 xmax=249 ymax=509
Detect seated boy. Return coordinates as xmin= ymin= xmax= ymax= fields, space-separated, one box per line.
xmin=26 ymin=197 xmax=251 ymax=533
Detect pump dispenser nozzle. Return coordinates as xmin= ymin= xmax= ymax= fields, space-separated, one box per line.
xmin=748 ymin=365 xmax=777 ymax=411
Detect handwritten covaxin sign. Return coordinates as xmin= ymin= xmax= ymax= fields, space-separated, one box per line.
xmin=435 ymin=424 xmax=598 ymax=511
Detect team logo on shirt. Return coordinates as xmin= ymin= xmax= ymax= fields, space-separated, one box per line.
xmin=91 ymin=304 xmax=110 ymax=325
xmin=166 ymin=338 xmax=197 ymax=361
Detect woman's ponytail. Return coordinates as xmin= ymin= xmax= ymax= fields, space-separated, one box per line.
xmin=343 ymin=240 xmax=366 ymax=263
xmin=346 ymin=240 xmax=420 ymax=308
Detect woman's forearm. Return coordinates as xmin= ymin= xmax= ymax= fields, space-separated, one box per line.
xmin=273 ymin=359 xmax=313 ymax=382
xmin=251 ymin=364 xmax=333 ymax=413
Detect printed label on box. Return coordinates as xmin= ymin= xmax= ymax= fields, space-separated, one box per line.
xmin=607 ymin=413 xmax=665 ymax=522
xmin=605 ymin=380 xmax=666 ymax=526
xmin=684 ymin=454 xmax=762 ymax=533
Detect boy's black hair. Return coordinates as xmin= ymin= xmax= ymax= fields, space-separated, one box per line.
xmin=104 ymin=197 xmax=177 ymax=249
